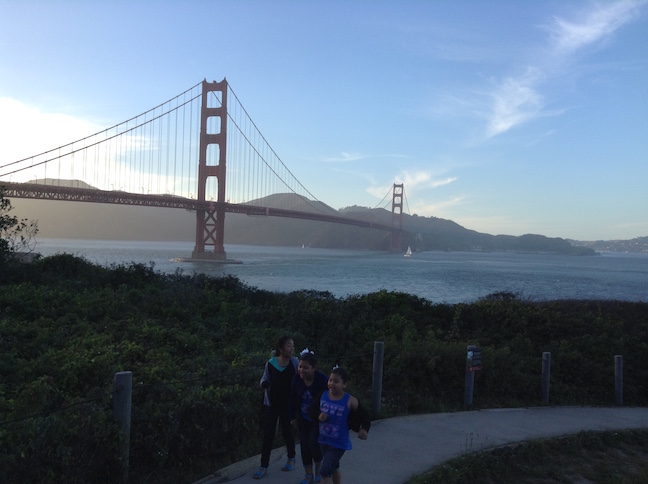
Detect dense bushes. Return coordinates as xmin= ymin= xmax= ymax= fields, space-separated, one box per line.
xmin=1 ymin=255 xmax=647 ymax=483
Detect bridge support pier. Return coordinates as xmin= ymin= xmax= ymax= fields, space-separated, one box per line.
xmin=191 ymin=79 xmax=228 ymax=261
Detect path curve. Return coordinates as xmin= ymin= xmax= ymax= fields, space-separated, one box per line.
xmin=196 ymin=406 xmax=648 ymax=484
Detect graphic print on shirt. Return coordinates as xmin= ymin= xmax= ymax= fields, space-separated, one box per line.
xmin=300 ymin=389 xmax=314 ymax=419
xmin=320 ymin=398 xmax=347 ymax=439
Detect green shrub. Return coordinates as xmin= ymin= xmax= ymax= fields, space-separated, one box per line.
xmin=1 ymin=255 xmax=646 ymax=483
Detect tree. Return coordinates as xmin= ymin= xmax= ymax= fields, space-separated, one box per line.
xmin=0 ymin=186 xmax=39 ymax=261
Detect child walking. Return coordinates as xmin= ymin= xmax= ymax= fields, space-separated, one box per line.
xmin=310 ymin=366 xmax=371 ymax=484
xmin=290 ymin=349 xmax=329 ymax=484
xmin=254 ymin=335 xmax=299 ymax=480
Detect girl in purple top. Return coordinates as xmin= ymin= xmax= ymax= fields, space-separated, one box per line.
xmin=290 ymin=349 xmax=329 ymax=484
xmin=315 ymin=367 xmax=370 ymax=484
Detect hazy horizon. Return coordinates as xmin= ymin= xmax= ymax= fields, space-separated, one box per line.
xmin=10 ymin=195 xmax=646 ymax=247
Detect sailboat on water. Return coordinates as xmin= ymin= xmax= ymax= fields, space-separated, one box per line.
xmin=404 ymin=246 xmax=412 ymax=257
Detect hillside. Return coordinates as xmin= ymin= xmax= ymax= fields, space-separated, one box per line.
xmin=5 ymin=190 xmax=611 ymax=255
xmin=570 ymin=236 xmax=648 ymax=254
xmin=338 ymin=205 xmax=597 ymax=255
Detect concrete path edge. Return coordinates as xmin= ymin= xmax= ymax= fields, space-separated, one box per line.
xmin=195 ymin=406 xmax=648 ymax=484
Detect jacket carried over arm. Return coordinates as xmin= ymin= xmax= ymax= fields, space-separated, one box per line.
xmin=308 ymin=391 xmax=372 ymax=433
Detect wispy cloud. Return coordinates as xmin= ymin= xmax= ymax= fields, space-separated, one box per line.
xmin=484 ymin=0 xmax=645 ymax=138
xmin=411 ymin=197 xmax=465 ymax=217
xmin=393 ymin=170 xmax=459 ymax=193
xmin=323 ymin=152 xmax=408 ymax=163
xmin=550 ymin=1 xmax=644 ymax=53
xmin=430 ymin=176 xmax=458 ymax=188
xmin=323 ymin=152 xmax=367 ymax=163
xmin=399 ymin=170 xmax=433 ymax=189
xmin=486 ymin=69 xmax=544 ymax=138
xmin=366 ymin=185 xmax=393 ymax=201
xmin=366 ymin=169 xmax=458 ymax=207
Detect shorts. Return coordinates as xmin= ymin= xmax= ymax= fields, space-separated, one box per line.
xmin=319 ymin=444 xmax=346 ymax=478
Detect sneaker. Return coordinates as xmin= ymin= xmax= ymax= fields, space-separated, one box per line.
xmin=299 ymin=474 xmax=314 ymax=484
xmin=253 ymin=467 xmax=267 ymax=479
xmin=282 ymin=458 xmax=296 ymax=471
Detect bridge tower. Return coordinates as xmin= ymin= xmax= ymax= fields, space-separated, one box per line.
xmin=389 ymin=183 xmax=403 ymax=251
xmin=191 ymin=79 xmax=228 ymax=260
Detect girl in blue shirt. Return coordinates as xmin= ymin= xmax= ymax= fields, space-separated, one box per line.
xmin=314 ymin=366 xmax=370 ymax=484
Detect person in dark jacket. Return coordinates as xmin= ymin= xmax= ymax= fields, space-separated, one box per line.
xmin=254 ymin=335 xmax=299 ymax=480
xmin=290 ymin=349 xmax=329 ymax=484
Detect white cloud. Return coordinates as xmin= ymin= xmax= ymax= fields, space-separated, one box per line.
xmin=366 ymin=184 xmax=391 ymax=200
xmin=0 ymin=99 xmax=183 ymax=195
xmin=0 ymin=98 xmax=102 ymax=163
xmin=482 ymin=0 xmax=646 ymax=139
xmin=365 ymin=169 xmax=459 ymax=211
xmin=410 ymin=197 xmax=464 ymax=217
xmin=323 ymin=152 xmax=366 ymax=163
xmin=486 ymin=71 xmax=544 ymax=138
xmin=396 ymin=170 xmax=458 ymax=191
xmin=550 ymin=1 xmax=644 ymax=54
xmin=323 ymin=152 xmax=408 ymax=163
xmin=398 ymin=170 xmax=432 ymax=189
xmin=430 ymin=176 xmax=458 ymax=188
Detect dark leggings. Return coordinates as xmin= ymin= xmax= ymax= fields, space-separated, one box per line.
xmin=299 ymin=418 xmax=322 ymax=467
xmin=260 ymin=404 xmax=295 ymax=468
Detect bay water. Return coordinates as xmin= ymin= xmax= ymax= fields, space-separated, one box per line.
xmin=35 ymin=239 xmax=647 ymax=304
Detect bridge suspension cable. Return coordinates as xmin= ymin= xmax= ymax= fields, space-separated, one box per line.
xmin=0 ymin=79 xmax=337 ymax=218
xmin=0 ymin=82 xmax=205 ymax=203
xmin=374 ymin=185 xmax=409 ymax=213
xmin=224 ymin=85 xmax=337 ymax=216
xmin=1 ymin=78 xmax=410 ymax=256
xmin=373 ymin=187 xmax=392 ymax=210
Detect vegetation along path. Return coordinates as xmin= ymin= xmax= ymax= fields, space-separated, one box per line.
xmin=200 ymin=406 xmax=648 ymax=483
xmin=1 ymin=189 xmax=647 ymax=484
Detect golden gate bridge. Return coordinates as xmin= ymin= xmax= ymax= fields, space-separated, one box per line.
xmin=0 ymin=79 xmax=407 ymax=260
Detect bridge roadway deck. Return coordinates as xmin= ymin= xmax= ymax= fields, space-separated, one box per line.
xmin=196 ymin=406 xmax=648 ymax=484
xmin=1 ymin=182 xmax=407 ymax=234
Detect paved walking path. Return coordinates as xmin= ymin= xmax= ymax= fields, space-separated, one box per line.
xmin=196 ymin=406 xmax=648 ymax=484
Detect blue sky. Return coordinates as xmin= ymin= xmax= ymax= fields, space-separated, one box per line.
xmin=1 ymin=0 xmax=646 ymax=241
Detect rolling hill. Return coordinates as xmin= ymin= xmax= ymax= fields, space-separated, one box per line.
xmin=7 ymin=189 xmax=601 ymax=255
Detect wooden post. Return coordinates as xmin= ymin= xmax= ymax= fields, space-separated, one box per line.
xmin=541 ymin=352 xmax=551 ymax=403
xmin=464 ymin=345 xmax=476 ymax=407
xmin=615 ymin=355 xmax=623 ymax=406
xmin=113 ymin=371 xmax=132 ymax=482
xmin=372 ymin=341 xmax=384 ymax=415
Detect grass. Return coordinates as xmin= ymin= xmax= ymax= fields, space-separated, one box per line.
xmin=408 ymin=429 xmax=648 ymax=483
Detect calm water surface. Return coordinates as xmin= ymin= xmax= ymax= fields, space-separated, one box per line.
xmin=35 ymin=239 xmax=648 ymax=304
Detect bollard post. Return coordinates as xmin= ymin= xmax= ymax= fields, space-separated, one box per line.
xmin=464 ymin=345 xmax=476 ymax=407
xmin=372 ymin=341 xmax=384 ymax=415
xmin=541 ymin=352 xmax=551 ymax=403
xmin=615 ymin=355 xmax=623 ymax=406
xmin=113 ymin=371 xmax=132 ymax=482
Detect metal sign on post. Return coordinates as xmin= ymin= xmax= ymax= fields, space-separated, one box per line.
xmin=466 ymin=346 xmax=483 ymax=372
xmin=464 ymin=345 xmax=483 ymax=407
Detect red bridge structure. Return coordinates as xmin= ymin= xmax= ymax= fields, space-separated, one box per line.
xmin=0 ymin=79 xmax=408 ymax=260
